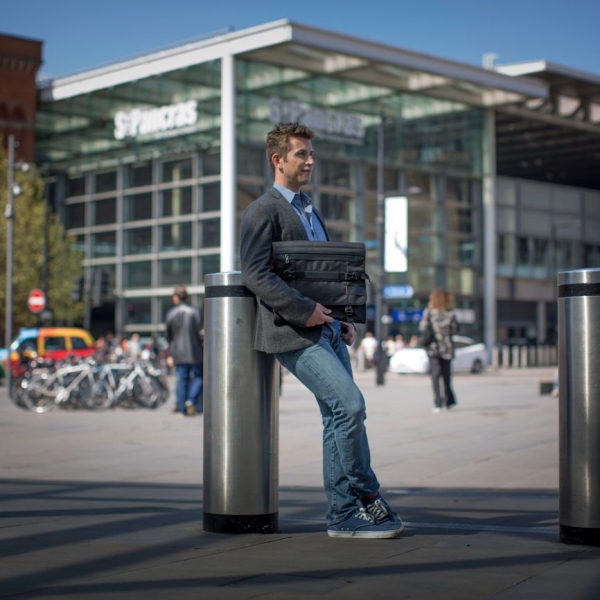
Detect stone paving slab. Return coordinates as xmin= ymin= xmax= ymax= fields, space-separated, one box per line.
xmin=1 ymin=367 xmax=599 ymax=599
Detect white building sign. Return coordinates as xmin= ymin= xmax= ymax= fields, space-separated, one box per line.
xmin=114 ymin=100 xmax=198 ymax=140
xmin=268 ymin=96 xmax=365 ymax=144
xmin=384 ymin=196 xmax=408 ymax=273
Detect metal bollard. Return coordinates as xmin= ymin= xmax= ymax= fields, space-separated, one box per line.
xmin=203 ymin=272 xmax=279 ymax=534
xmin=558 ymin=268 xmax=600 ymax=546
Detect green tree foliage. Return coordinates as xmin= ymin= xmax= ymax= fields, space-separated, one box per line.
xmin=0 ymin=145 xmax=84 ymax=343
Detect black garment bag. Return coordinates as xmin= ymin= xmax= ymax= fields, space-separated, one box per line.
xmin=272 ymin=240 xmax=369 ymax=323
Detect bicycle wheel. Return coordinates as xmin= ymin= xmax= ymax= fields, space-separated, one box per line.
xmin=10 ymin=377 xmax=27 ymax=409
xmin=78 ymin=374 xmax=114 ymax=411
xmin=21 ymin=377 xmax=58 ymax=414
xmin=132 ymin=374 xmax=163 ymax=409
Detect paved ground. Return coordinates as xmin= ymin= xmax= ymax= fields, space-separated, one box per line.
xmin=1 ymin=366 xmax=599 ymax=599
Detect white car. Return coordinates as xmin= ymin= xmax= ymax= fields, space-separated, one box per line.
xmin=389 ymin=335 xmax=487 ymax=374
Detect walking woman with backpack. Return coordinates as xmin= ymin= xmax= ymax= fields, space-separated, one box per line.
xmin=419 ymin=289 xmax=459 ymax=412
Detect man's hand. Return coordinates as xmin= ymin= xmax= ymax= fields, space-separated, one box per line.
xmin=341 ymin=322 xmax=356 ymax=346
xmin=306 ymin=303 xmax=334 ymax=327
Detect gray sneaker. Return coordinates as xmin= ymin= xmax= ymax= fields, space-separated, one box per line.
xmin=327 ymin=508 xmax=403 ymax=539
xmin=184 ymin=400 xmax=197 ymax=416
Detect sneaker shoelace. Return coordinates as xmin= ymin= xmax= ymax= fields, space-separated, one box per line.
xmin=367 ymin=499 xmax=392 ymax=522
xmin=355 ymin=508 xmax=375 ymax=523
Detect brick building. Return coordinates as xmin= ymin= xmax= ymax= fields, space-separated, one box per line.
xmin=0 ymin=32 xmax=43 ymax=162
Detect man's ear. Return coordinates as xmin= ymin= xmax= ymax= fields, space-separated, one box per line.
xmin=271 ymin=152 xmax=283 ymax=171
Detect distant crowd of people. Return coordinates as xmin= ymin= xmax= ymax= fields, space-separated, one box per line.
xmin=93 ymin=333 xmax=164 ymax=365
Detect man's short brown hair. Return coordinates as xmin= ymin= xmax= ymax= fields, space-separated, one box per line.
xmin=173 ymin=285 xmax=188 ymax=302
xmin=266 ymin=122 xmax=315 ymax=172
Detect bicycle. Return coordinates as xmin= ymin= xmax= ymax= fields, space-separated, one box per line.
xmin=21 ymin=358 xmax=112 ymax=414
xmin=97 ymin=359 xmax=167 ymax=409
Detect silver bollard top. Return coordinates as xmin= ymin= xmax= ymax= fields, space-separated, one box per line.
xmin=205 ymin=271 xmax=243 ymax=288
xmin=557 ymin=268 xmax=600 ymax=287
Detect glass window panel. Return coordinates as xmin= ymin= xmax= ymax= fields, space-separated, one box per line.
xmin=447 ymin=178 xmax=471 ymax=204
xmin=408 ymin=234 xmax=440 ymax=263
xmin=321 ymin=194 xmax=350 ymax=221
xmin=92 ymin=231 xmax=116 ymax=258
xmin=71 ymin=233 xmax=86 ymax=254
xmin=125 ymin=298 xmax=152 ymax=324
xmin=127 ymin=162 xmax=153 ymax=188
xmin=159 ymin=257 xmax=192 ymax=286
xmin=124 ymin=261 xmax=152 ymax=288
xmin=447 ymin=237 xmax=475 ymax=266
xmin=203 ymin=151 xmax=220 ymax=176
xmin=498 ymin=234 xmax=515 ymax=266
xmin=160 ymin=222 xmax=192 ymax=251
xmin=326 ymin=227 xmax=349 ymax=242
xmin=237 ymin=183 xmax=262 ymax=215
xmin=446 ymin=268 xmax=474 ymax=296
xmin=409 ymin=201 xmax=439 ymax=231
xmin=446 ymin=206 xmax=473 ymax=234
xmin=321 ymin=161 xmax=351 ymax=187
xmin=237 ymin=147 xmax=265 ymax=177
xmin=162 ymin=158 xmax=193 ymax=182
xmin=202 ymin=183 xmax=220 ymax=211
xmin=125 ymin=192 xmax=152 ymax=221
xmin=556 ymin=241 xmax=575 ymax=271
xmin=93 ymin=198 xmax=116 ymax=225
xmin=125 ymin=227 xmax=153 ymax=255
xmin=497 ymin=207 xmax=516 ymax=233
xmin=68 ymin=175 xmax=85 ymax=197
xmin=162 ymin=187 xmax=192 ymax=216
xmin=407 ymin=266 xmax=436 ymax=294
xmin=200 ymin=218 xmax=220 ymax=247
xmin=584 ymin=244 xmax=600 ymax=268
xmin=517 ymin=237 xmax=530 ymax=266
xmin=94 ymin=171 xmax=117 ymax=193
xmin=199 ymin=254 xmax=221 ymax=282
xmin=532 ymin=238 xmax=549 ymax=267
xmin=65 ymin=203 xmax=86 ymax=229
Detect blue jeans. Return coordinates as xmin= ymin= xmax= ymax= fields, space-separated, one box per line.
xmin=175 ymin=364 xmax=203 ymax=413
xmin=275 ymin=322 xmax=380 ymax=525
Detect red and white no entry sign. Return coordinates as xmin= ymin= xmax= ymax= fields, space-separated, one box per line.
xmin=27 ymin=289 xmax=46 ymax=314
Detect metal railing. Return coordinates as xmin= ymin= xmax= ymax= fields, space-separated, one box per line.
xmin=491 ymin=344 xmax=557 ymax=368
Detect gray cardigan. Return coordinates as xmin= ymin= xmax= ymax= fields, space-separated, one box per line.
xmin=240 ymin=187 xmax=330 ymax=354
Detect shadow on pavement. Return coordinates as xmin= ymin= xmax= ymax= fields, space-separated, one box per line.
xmin=1 ymin=478 xmax=598 ymax=599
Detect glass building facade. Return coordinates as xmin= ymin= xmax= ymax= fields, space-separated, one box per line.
xmin=36 ymin=21 xmax=553 ymax=342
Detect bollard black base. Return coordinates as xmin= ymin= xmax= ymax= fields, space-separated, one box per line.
xmin=560 ymin=525 xmax=600 ymax=546
xmin=203 ymin=512 xmax=278 ymax=534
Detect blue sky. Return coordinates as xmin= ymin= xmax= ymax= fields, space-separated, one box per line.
xmin=2 ymin=0 xmax=600 ymax=78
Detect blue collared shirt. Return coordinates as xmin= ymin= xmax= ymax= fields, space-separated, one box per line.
xmin=273 ymin=183 xmax=327 ymax=241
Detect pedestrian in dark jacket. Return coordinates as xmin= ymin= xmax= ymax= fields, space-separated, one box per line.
xmin=419 ymin=288 xmax=459 ymax=412
xmin=165 ymin=286 xmax=203 ymax=415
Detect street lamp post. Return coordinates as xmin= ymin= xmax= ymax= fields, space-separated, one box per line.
xmin=4 ymin=135 xmax=29 ymax=396
xmin=375 ymin=115 xmax=387 ymax=386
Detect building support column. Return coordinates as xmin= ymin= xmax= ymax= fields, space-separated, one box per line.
xmin=482 ymin=108 xmax=497 ymax=353
xmin=220 ymin=53 xmax=236 ymax=272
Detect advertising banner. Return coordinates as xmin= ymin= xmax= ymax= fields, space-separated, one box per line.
xmin=384 ymin=196 xmax=408 ymax=273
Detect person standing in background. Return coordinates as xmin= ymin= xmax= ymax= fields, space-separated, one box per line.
xmin=165 ymin=286 xmax=204 ymax=416
xmin=419 ymin=289 xmax=459 ymax=412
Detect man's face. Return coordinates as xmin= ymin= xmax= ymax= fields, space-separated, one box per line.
xmin=273 ymin=136 xmax=314 ymax=191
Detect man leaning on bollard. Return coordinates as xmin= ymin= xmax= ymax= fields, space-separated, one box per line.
xmin=165 ymin=285 xmax=204 ymax=416
xmin=240 ymin=122 xmax=404 ymax=539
